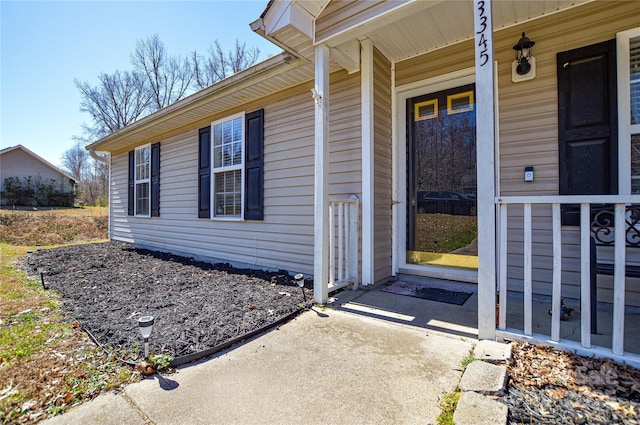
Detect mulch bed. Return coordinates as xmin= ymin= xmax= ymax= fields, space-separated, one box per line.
xmin=22 ymin=242 xmax=640 ymax=423
xmin=500 ymin=342 xmax=640 ymax=424
xmin=26 ymin=242 xmax=310 ymax=360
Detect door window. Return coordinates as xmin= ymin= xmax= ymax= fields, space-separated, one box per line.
xmin=406 ymin=84 xmax=477 ymax=269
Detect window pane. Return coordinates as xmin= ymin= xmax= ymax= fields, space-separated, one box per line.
xmin=136 ymin=182 xmax=149 ymax=215
xmin=214 ymin=170 xmax=241 ymax=217
xmin=631 ymin=36 xmax=640 ymax=125
xmin=233 ymin=141 xmax=242 ymax=164
xmin=223 ymin=120 xmax=232 ymax=144
xmin=135 ymin=146 xmax=150 ymax=180
xmin=233 ymin=117 xmax=242 ymax=142
xmin=214 ymin=146 xmax=222 ymax=168
xmin=223 ymin=144 xmax=233 ymax=167
xmin=214 ymin=124 xmax=223 ymax=147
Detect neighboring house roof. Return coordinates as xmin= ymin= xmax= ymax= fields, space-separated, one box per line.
xmin=0 ymin=144 xmax=76 ymax=183
xmin=87 ymin=51 xmax=314 ymax=154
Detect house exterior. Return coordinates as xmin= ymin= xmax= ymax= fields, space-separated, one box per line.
xmin=87 ymin=0 xmax=640 ymax=367
xmin=0 ymin=144 xmax=76 ymax=206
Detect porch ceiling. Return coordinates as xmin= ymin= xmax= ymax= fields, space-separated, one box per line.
xmin=324 ymin=0 xmax=596 ymax=63
xmin=259 ymin=0 xmax=595 ymax=65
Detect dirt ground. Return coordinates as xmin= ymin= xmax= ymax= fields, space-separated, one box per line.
xmin=27 ymin=242 xmax=309 ymax=360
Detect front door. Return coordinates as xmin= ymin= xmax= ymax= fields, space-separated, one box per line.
xmin=406 ymin=83 xmax=478 ymax=269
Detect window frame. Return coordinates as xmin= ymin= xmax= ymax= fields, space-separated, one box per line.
xmin=210 ymin=112 xmax=245 ymax=220
xmin=618 ymin=27 xmax=640 ymax=195
xmin=134 ymin=144 xmax=151 ymax=217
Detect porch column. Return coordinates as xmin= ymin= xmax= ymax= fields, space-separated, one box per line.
xmin=314 ymin=44 xmax=330 ymax=304
xmin=361 ymin=38 xmax=375 ymax=286
xmin=474 ymin=0 xmax=497 ymax=340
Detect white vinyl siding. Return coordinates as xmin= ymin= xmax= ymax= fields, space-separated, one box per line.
xmin=109 ymin=70 xmax=363 ymax=277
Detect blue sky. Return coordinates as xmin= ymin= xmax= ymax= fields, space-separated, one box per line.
xmin=1 ymin=0 xmax=279 ymax=168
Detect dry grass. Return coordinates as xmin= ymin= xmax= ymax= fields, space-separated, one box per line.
xmin=0 ymin=208 xmax=138 ymax=424
xmin=0 ymin=207 xmax=107 ymax=246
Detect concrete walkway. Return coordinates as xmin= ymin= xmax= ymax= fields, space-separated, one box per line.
xmin=43 ymin=308 xmax=474 ymax=425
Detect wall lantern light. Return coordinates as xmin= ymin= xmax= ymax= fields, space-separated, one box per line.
xmin=138 ymin=315 xmax=154 ymax=358
xmin=512 ymin=32 xmax=536 ymax=82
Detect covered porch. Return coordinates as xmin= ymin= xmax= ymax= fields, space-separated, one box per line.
xmin=253 ymin=0 xmax=640 ymax=367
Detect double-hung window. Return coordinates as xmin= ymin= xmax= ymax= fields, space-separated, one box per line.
xmin=212 ymin=113 xmax=244 ymax=218
xmin=128 ymin=142 xmax=160 ymax=217
xmin=135 ymin=145 xmax=151 ymax=216
xmin=198 ymin=109 xmax=263 ymax=220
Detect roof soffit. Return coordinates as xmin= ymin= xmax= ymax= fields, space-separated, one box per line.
xmin=313 ymin=0 xmax=596 ymax=63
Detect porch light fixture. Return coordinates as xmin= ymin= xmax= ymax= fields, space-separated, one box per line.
xmin=138 ymin=315 xmax=154 ymax=358
xmin=294 ymin=273 xmax=307 ymax=303
xmin=512 ymin=32 xmax=536 ymax=82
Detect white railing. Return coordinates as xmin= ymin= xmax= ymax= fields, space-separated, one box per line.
xmin=328 ymin=195 xmax=359 ymax=292
xmin=496 ymin=195 xmax=640 ymax=367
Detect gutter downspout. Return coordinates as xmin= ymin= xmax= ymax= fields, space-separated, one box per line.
xmin=89 ymin=148 xmax=109 ymax=164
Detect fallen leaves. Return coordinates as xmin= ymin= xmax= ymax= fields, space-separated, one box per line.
xmin=503 ymin=342 xmax=640 ymax=424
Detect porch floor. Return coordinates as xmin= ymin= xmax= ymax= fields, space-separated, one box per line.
xmin=329 ymin=277 xmax=640 ymax=356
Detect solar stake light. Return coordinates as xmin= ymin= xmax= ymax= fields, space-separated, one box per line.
xmin=36 ymin=265 xmax=47 ymax=289
xmin=26 ymin=250 xmax=33 ymax=265
xmin=36 ymin=243 xmax=41 ymax=251
xmin=138 ymin=316 xmax=155 ymax=358
xmin=294 ymin=273 xmax=306 ymax=302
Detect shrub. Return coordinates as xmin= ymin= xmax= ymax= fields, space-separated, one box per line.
xmin=1 ymin=177 xmax=74 ymax=208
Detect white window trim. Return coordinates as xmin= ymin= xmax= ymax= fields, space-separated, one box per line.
xmin=134 ymin=144 xmax=151 ymax=217
xmin=211 ymin=111 xmax=245 ymax=221
xmin=618 ymin=27 xmax=640 ymax=195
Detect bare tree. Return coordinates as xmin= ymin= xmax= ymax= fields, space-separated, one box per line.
xmin=75 ymin=70 xmax=151 ymax=140
xmin=131 ymin=34 xmax=193 ymax=110
xmin=61 ymin=142 xmax=89 ymax=181
xmin=192 ymin=39 xmax=260 ymax=90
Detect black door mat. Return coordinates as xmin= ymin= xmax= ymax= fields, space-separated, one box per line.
xmin=381 ymin=281 xmax=473 ymax=306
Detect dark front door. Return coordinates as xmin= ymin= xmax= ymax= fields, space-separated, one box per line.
xmin=406 ymin=84 xmax=478 ymax=269
xmin=558 ymin=39 xmax=618 ymax=224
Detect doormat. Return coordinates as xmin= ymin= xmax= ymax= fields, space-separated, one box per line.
xmin=381 ymin=281 xmax=472 ymax=305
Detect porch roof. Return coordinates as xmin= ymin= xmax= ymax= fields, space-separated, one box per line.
xmin=254 ymin=0 xmax=595 ymax=68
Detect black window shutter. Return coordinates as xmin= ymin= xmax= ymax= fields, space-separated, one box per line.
xmin=198 ymin=126 xmax=211 ymax=218
xmin=245 ymin=109 xmax=264 ymax=220
xmin=128 ymin=150 xmax=134 ymax=216
xmin=151 ymin=142 xmax=160 ymax=217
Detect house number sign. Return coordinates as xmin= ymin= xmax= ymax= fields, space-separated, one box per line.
xmin=474 ymin=0 xmax=492 ymax=67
